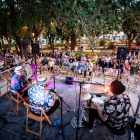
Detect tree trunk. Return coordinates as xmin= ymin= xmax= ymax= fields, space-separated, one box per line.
xmin=49 ymin=37 xmax=52 ymax=46
xmin=0 ymin=41 xmax=1 ymax=50
xmin=128 ymin=39 xmax=132 ymax=52
xmin=71 ymin=32 xmax=76 ymax=51
xmin=66 ymin=40 xmax=69 ymax=46
xmin=35 ymin=35 xmax=38 ymax=43
xmin=7 ymin=40 xmax=11 ymax=50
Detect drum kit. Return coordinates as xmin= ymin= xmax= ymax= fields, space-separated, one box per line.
xmin=71 ymin=83 xmax=110 ymax=128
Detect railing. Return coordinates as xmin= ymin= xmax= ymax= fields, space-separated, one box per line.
xmin=124 ymin=70 xmax=140 ymax=119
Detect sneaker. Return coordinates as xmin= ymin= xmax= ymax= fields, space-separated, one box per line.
xmin=82 ymin=120 xmax=93 ymax=132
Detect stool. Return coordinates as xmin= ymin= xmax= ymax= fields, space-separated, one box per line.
xmin=107 ymin=127 xmax=126 ymax=140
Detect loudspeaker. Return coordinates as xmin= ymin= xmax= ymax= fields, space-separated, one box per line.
xmin=65 ymin=77 xmax=73 ymax=84
xmin=34 ymin=43 xmax=39 ymax=54
xmin=117 ymin=47 xmax=127 ymax=61
xmin=31 ymin=43 xmax=39 ymax=54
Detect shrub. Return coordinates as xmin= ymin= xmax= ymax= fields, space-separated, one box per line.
xmin=109 ymin=42 xmax=116 ymax=49
xmin=99 ymin=38 xmax=106 ymax=46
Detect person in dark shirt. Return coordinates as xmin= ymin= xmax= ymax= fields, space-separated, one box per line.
xmin=83 ymin=80 xmax=130 ymax=132
xmin=69 ymin=56 xmax=74 ymax=63
xmin=108 ymin=60 xmax=114 ymax=68
xmin=101 ymin=60 xmax=107 ymax=73
xmin=8 ymin=58 xmax=15 ymax=68
xmin=42 ymin=56 xmax=48 ymax=65
xmin=76 ymin=55 xmax=80 ymax=61
xmin=46 ymin=51 xmax=51 ymax=57
xmin=55 ymin=58 xmax=63 ymax=67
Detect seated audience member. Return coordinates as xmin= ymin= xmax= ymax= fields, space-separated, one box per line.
xmin=70 ymin=50 xmax=75 ymax=57
xmin=0 ymin=59 xmax=4 ymax=72
xmin=57 ymin=51 xmax=61 ymax=58
xmin=63 ymin=59 xmax=70 ymax=70
xmin=76 ymin=60 xmax=85 ymax=74
xmin=83 ymin=80 xmax=130 ymax=132
xmin=101 ymin=59 xmax=107 ymax=73
xmin=114 ymin=61 xmax=119 ymax=69
xmin=62 ymin=53 xmax=67 ymax=61
xmin=95 ymin=53 xmax=98 ymax=59
xmin=65 ymin=50 xmax=69 ymax=56
xmin=48 ymin=58 xmax=54 ymax=71
xmin=28 ymin=74 xmax=60 ymax=116
xmin=69 ymin=56 xmax=74 ymax=64
xmin=5 ymin=50 xmax=9 ymax=58
xmin=36 ymin=55 xmax=40 ymax=65
xmin=0 ymin=51 xmax=5 ymax=57
xmin=3 ymin=61 xmax=9 ymax=70
xmin=111 ymin=55 xmax=115 ymax=62
xmin=108 ymin=59 xmax=114 ymax=68
xmin=76 ymin=55 xmax=80 ymax=61
xmin=99 ymin=53 xmax=103 ymax=64
xmin=30 ymin=60 xmax=37 ymax=80
xmin=85 ymin=59 xmax=93 ymax=76
xmin=46 ymin=50 xmax=51 ymax=57
xmin=124 ymin=61 xmax=130 ymax=72
xmin=52 ymin=53 xmax=57 ymax=59
xmin=22 ymin=54 xmax=26 ymax=59
xmin=11 ymin=66 xmax=31 ymax=99
xmin=42 ymin=56 xmax=48 ymax=65
xmin=71 ymin=59 xmax=78 ymax=72
xmin=105 ymin=54 xmax=111 ymax=63
xmin=91 ymin=56 xmax=97 ymax=63
xmin=130 ymin=56 xmax=137 ymax=75
xmin=87 ymin=53 xmax=92 ymax=60
xmin=39 ymin=48 xmax=44 ymax=57
xmin=55 ymin=58 xmax=63 ymax=67
xmin=81 ymin=54 xmax=86 ymax=63
xmin=8 ymin=57 xmax=15 ymax=67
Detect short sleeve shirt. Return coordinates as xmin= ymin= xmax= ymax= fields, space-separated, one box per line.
xmin=102 ymin=94 xmax=130 ymax=130
xmin=11 ymin=75 xmax=24 ymax=97
xmin=28 ymin=84 xmax=54 ymax=115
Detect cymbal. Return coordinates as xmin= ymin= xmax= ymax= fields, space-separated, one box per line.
xmin=78 ymin=83 xmax=90 ymax=88
xmin=77 ymin=92 xmax=91 ymax=100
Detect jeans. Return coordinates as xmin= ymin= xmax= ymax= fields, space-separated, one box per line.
xmin=130 ymin=67 xmax=135 ymax=75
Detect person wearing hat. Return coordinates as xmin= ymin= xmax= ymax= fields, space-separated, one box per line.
xmin=11 ymin=66 xmax=31 ymax=99
xmin=82 ymin=80 xmax=130 ymax=132
xmin=28 ymin=74 xmax=60 ymax=116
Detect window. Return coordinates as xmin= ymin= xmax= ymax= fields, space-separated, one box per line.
xmin=103 ymin=36 xmax=110 ymax=39
xmin=115 ymin=36 xmax=120 ymax=40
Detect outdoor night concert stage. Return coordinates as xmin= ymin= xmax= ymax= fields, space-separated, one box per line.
xmin=0 ymin=78 xmax=131 ymax=140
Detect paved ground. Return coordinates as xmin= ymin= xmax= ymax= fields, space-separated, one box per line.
xmin=0 ymin=66 xmax=140 ymax=140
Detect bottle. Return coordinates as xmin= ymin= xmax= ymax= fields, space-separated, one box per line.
xmin=57 ymin=119 xmax=60 ymax=126
xmin=54 ymin=120 xmax=57 ymax=127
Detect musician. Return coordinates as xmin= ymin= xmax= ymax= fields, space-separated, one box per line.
xmin=83 ymin=80 xmax=130 ymax=132
xmin=28 ymin=74 xmax=60 ymax=116
xmin=18 ymin=59 xmax=28 ymax=84
xmin=11 ymin=66 xmax=31 ymax=99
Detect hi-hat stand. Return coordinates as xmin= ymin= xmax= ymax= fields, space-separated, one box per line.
xmin=66 ymin=79 xmax=103 ymax=140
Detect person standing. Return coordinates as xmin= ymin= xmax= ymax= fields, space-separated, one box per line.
xmin=130 ymin=56 xmax=137 ymax=75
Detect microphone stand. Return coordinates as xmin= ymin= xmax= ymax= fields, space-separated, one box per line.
xmin=50 ymin=70 xmax=71 ymax=140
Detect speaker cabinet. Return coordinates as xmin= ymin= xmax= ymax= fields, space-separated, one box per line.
xmin=117 ymin=47 xmax=127 ymax=61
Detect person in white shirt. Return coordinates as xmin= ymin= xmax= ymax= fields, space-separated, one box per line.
xmin=105 ymin=54 xmax=111 ymax=63
xmin=81 ymin=54 xmax=87 ymax=63
xmin=71 ymin=59 xmax=78 ymax=72
xmin=95 ymin=53 xmax=98 ymax=59
xmin=48 ymin=58 xmax=54 ymax=71
xmin=70 ymin=50 xmax=75 ymax=57
xmin=15 ymin=56 xmax=19 ymax=65
xmin=86 ymin=59 xmax=93 ymax=71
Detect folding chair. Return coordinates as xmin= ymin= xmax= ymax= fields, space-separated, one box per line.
xmin=94 ymin=66 xmax=102 ymax=77
xmin=104 ymin=68 xmax=113 ymax=85
xmin=60 ymin=66 xmax=68 ymax=77
xmin=85 ymin=71 xmax=93 ymax=82
xmin=4 ymin=76 xmax=11 ymax=99
xmin=24 ymin=103 xmax=51 ymax=139
xmin=76 ymin=70 xmax=84 ymax=81
xmin=68 ymin=67 xmax=75 ymax=77
xmin=10 ymin=89 xmax=28 ymax=117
